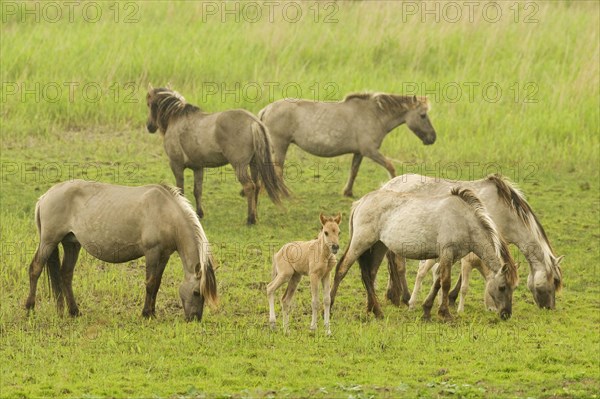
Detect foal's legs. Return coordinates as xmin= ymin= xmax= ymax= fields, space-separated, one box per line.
xmin=234 ymin=164 xmax=257 ymax=225
xmin=322 ymin=272 xmax=332 ymax=335
xmin=343 ymin=153 xmax=363 ymax=197
xmin=250 ymin=162 xmax=261 ymax=212
xmin=409 ymin=259 xmax=437 ymax=310
xmin=281 ymin=273 xmax=301 ymax=333
xmin=142 ymin=250 xmax=170 ymax=318
xmin=61 ymin=241 xmax=82 ymax=317
xmin=267 ymin=264 xmax=294 ymax=329
xmin=437 ymin=258 xmax=454 ymax=321
xmin=193 ymin=168 xmax=205 ymax=219
xmin=309 ymin=271 xmax=322 ymax=331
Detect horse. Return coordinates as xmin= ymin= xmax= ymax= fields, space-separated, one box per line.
xmin=24 ymin=180 xmax=218 ymax=321
xmin=330 ymin=188 xmax=519 ymax=321
xmin=258 ymin=93 xmax=437 ymax=197
xmin=379 ymin=174 xmax=563 ymax=310
xmin=267 ymin=213 xmax=342 ymax=335
xmin=146 ymin=86 xmax=289 ymax=225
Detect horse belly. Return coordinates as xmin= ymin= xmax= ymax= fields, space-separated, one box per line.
xmin=76 ymin=234 xmax=144 ymax=263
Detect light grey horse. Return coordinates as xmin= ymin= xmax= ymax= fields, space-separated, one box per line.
xmin=258 ymin=93 xmax=437 ymax=197
xmin=25 ymin=180 xmax=218 ymax=321
xmin=146 ymin=86 xmax=289 ymax=225
xmin=379 ymin=174 xmax=563 ymax=310
xmin=331 ymin=188 xmax=519 ymax=321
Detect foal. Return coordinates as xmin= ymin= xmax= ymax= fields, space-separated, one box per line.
xmin=267 ymin=213 xmax=342 ymax=334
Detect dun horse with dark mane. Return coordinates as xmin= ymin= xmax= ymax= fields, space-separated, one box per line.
xmin=146 ymin=86 xmax=289 ymax=225
xmin=259 ymin=93 xmax=437 ymax=196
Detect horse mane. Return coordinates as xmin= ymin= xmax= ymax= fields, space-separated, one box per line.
xmin=343 ymin=92 xmax=430 ymax=113
xmin=451 ymin=187 xmax=519 ymax=287
xmin=150 ymin=88 xmax=201 ymax=132
xmin=486 ymin=174 xmax=561 ymax=288
xmin=158 ymin=183 xmax=218 ymax=306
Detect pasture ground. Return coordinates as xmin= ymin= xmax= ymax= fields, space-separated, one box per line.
xmin=1 ymin=2 xmax=599 ymax=398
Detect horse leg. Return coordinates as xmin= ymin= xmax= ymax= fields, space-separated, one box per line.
xmin=235 ymin=164 xmax=257 ymax=225
xmin=170 ymin=160 xmax=185 ymax=193
xmin=386 ymin=252 xmax=410 ymax=306
xmin=457 ymin=258 xmax=473 ymax=313
xmin=448 ymin=265 xmax=463 ymax=306
xmin=330 ymin=243 xmax=368 ymax=309
xmin=309 ymin=272 xmax=321 ymax=331
xmin=322 ymin=273 xmax=332 ymax=335
xmin=359 ymin=241 xmax=387 ymax=318
xmin=421 ymin=272 xmax=441 ymax=321
xmin=25 ymin=242 xmax=60 ymax=312
xmin=193 ymin=168 xmax=205 ymax=219
xmin=365 ymin=150 xmax=396 ymax=179
xmin=409 ymin=259 xmax=436 ymax=310
xmin=437 ymin=258 xmax=453 ymax=321
xmin=267 ymin=265 xmax=293 ymax=330
xmin=281 ymin=273 xmax=301 ymax=333
xmin=342 ymin=153 xmax=363 ymax=197
xmin=270 ymin=139 xmax=290 ymax=181
xmin=60 ymin=241 xmax=81 ymax=317
xmin=142 ymin=250 xmax=169 ymax=318
xmin=250 ymin=162 xmax=261 ymax=212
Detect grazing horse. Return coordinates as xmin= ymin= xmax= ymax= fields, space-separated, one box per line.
xmin=331 ymin=188 xmax=519 ymax=321
xmin=258 ymin=93 xmax=437 ymax=197
xmin=267 ymin=213 xmax=342 ymax=334
xmin=25 ymin=180 xmax=218 ymax=321
xmin=379 ymin=174 xmax=563 ymax=310
xmin=146 ymin=86 xmax=289 ymax=225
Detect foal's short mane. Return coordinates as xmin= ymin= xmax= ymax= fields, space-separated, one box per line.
xmin=343 ymin=92 xmax=430 ymax=113
xmin=451 ymin=187 xmax=519 ymax=286
xmin=150 ymin=88 xmax=201 ymax=132
xmin=486 ymin=174 xmax=561 ymax=287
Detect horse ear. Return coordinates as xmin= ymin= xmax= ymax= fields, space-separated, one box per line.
xmin=555 ymin=255 xmax=565 ymax=265
xmin=334 ymin=212 xmax=342 ymax=225
xmin=319 ymin=213 xmax=327 ymax=226
xmin=166 ymin=82 xmax=172 ymax=89
xmin=412 ymin=95 xmax=417 ymax=103
xmin=148 ymin=82 xmax=153 ymax=91
xmin=500 ymin=264 xmax=508 ymax=274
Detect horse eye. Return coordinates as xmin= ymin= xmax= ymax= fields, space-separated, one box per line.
xmin=420 ymin=114 xmax=426 ymax=119
xmin=193 ymin=290 xmax=201 ymax=297
xmin=324 ymin=231 xmax=329 ymax=236
xmin=499 ymin=286 xmax=506 ymax=292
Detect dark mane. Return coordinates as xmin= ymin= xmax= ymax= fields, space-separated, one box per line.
xmin=149 ymin=88 xmax=201 ymax=132
xmin=342 ymin=92 xmax=430 ymax=113
xmin=487 ymin=174 xmax=555 ymax=256
xmin=451 ymin=187 xmax=519 ymax=287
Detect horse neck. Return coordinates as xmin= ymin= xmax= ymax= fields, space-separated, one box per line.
xmin=315 ymin=231 xmax=331 ymax=260
xmin=381 ymin=107 xmax=409 ymax=132
xmin=176 ymin=225 xmax=203 ymax=278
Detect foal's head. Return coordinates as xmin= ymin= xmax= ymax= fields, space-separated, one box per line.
xmin=179 ymin=276 xmax=205 ymax=321
xmin=319 ymin=213 xmax=342 ymax=255
xmin=404 ymin=96 xmax=436 ymax=145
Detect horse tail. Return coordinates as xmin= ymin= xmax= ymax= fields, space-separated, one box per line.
xmin=257 ymin=104 xmax=270 ymax=121
xmin=200 ymin=253 xmax=218 ymax=309
xmin=251 ymin=121 xmax=290 ymax=204
xmin=35 ymin=198 xmax=64 ymax=307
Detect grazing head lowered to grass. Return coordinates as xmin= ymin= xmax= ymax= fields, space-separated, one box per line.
xmin=25 ymin=180 xmax=218 ymax=321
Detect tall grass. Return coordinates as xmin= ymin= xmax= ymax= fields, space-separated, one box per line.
xmin=1 ymin=1 xmax=598 ymax=168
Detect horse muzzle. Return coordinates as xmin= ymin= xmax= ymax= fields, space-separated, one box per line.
xmin=331 ymin=244 xmax=339 ymax=254
xmin=147 ymin=123 xmax=158 ymax=133
xmin=499 ymin=309 xmax=512 ymax=320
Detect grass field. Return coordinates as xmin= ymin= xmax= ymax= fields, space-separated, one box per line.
xmin=1 ymin=1 xmax=599 ymax=398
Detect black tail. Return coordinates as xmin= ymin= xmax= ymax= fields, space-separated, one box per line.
xmin=251 ymin=122 xmax=290 ymax=204
xmin=37 ymin=200 xmax=64 ymax=309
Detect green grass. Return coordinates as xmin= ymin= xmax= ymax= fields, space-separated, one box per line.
xmin=1 ymin=1 xmax=599 ymax=398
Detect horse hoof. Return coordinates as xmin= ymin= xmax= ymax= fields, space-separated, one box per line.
xmin=269 ymin=322 xmax=276 ymax=330
xmin=69 ymin=308 xmax=81 ymax=317
xmin=438 ymin=311 xmax=453 ymax=322
xmin=343 ymin=190 xmax=353 ymax=198
xmin=247 ymin=217 xmax=257 ymax=225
